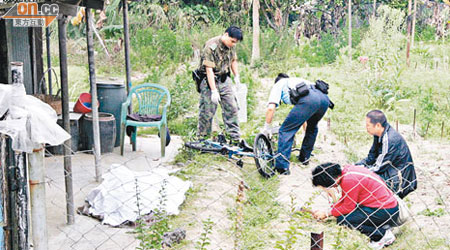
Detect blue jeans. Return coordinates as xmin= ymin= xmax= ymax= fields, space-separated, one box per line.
xmin=337 ymin=205 xmax=399 ymax=241
xmin=275 ymin=88 xmax=329 ymax=170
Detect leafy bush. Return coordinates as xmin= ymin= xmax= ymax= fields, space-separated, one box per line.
xmin=131 ymin=26 xmax=193 ymax=70
xmin=182 ymin=4 xmax=221 ymax=26
xmin=415 ymin=25 xmax=437 ymax=42
xmin=351 ymin=6 xmax=410 ymax=111
xmin=358 ymin=5 xmax=406 ymax=70
xmin=301 ymin=32 xmax=344 ymax=66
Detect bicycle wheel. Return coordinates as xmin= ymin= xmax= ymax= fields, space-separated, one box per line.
xmin=185 ymin=140 xmax=223 ymax=153
xmin=253 ymin=133 xmax=275 ymax=178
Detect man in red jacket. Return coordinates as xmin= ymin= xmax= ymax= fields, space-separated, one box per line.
xmin=311 ymin=163 xmax=399 ymax=249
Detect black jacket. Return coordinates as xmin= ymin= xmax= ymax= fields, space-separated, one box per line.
xmin=357 ymin=123 xmax=417 ymax=198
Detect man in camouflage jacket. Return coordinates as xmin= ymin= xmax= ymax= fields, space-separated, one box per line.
xmin=197 ymin=26 xmax=243 ymax=144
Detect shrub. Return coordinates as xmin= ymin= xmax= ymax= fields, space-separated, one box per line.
xmin=301 ymin=32 xmax=344 ymax=66
xmin=131 ymin=26 xmax=193 ymax=70
xmin=358 ymin=5 xmax=406 ymax=70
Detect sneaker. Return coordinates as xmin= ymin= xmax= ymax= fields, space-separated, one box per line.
xmin=369 ymin=229 xmax=396 ymax=249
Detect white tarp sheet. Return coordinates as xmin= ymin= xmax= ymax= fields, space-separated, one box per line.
xmin=0 ymin=84 xmax=70 ymax=152
xmin=86 ymin=164 xmax=192 ymax=226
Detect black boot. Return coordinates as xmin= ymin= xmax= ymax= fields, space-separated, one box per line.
xmin=276 ymin=168 xmax=291 ymax=175
xmin=239 ymin=139 xmax=253 ymax=152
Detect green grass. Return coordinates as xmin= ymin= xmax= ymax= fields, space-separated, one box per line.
xmin=238 ymin=173 xmax=282 ymax=249
xmin=57 ymin=7 xmax=450 ymax=248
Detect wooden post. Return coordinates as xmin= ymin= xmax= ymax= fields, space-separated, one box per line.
xmin=311 ymin=232 xmax=324 ymax=250
xmin=441 ymin=121 xmax=445 ymax=139
xmin=86 ymin=9 xmax=102 ymax=182
xmin=58 ymin=14 xmax=75 ymax=225
xmin=396 ymin=120 xmax=399 ymax=131
xmin=425 ymin=122 xmax=430 ymax=138
xmin=122 ymin=0 xmax=132 ymax=109
xmin=413 ymin=109 xmax=416 ymax=137
xmin=46 ymin=27 xmax=52 ymax=95
xmin=234 ymin=181 xmax=245 ymax=249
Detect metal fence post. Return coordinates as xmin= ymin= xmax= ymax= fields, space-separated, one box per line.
xmin=28 ymin=147 xmax=48 ymax=250
xmin=0 ymin=136 xmax=7 ymax=249
xmin=58 ymin=14 xmax=75 ymax=225
xmin=13 ymin=152 xmax=28 ymax=250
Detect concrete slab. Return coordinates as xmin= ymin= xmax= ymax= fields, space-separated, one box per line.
xmin=44 ymin=135 xmax=183 ymax=250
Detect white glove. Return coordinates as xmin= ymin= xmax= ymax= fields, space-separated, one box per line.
xmin=211 ymin=90 xmax=221 ymax=105
xmin=261 ymin=122 xmax=272 ymax=138
xmin=234 ymin=75 xmax=241 ymax=85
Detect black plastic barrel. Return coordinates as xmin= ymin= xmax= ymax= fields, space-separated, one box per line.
xmin=97 ymin=81 xmax=127 ymax=147
xmin=80 ymin=112 xmax=116 ymax=154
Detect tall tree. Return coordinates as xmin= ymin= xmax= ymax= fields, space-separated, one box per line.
xmin=348 ymin=0 xmax=352 ymax=61
xmin=251 ymin=0 xmax=261 ymax=66
xmin=406 ymin=0 xmax=412 ymax=66
xmin=411 ymin=0 xmax=417 ymax=48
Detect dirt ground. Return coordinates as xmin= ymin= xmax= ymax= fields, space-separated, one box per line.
xmin=176 ymin=77 xmax=450 ymax=249
xmin=44 ymin=78 xmax=449 ymax=249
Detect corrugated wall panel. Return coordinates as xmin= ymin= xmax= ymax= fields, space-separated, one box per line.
xmin=6 ymin=20 xmax=33 ymax=94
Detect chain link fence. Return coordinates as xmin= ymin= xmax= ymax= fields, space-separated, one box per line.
xmin=1 ymin=122 xmax=450 ymax=250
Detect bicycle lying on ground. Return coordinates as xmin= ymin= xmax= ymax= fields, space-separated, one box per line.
xmin=185 ymin=127 xmax=300 ymax=178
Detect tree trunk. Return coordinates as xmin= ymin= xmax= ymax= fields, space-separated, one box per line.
xmin=251 ymin=0 xmax=261 ymax=66
xmin=373 ymin=0 xmax=377 ymax=18
xmin=406 ymin=0 xmax=412 ymax=66
xmin=348 ymin=0 xmax=352 ymax=61
xmin=411 ymin=0 xmax=417 ymax=48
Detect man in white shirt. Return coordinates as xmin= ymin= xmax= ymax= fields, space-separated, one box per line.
xmin=263 ymin=73 xmax=332 ymax=175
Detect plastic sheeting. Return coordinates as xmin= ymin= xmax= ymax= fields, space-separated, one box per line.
xmin=86 ymin=164 xmax=192 ymax=226
xmin=0 ymin=84 xmax=70 ymax=152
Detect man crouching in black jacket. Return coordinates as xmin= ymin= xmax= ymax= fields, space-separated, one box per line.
xmin=356 ymin=110 xmax=417 ymax=199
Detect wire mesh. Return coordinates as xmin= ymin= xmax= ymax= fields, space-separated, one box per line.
xmin=1 ymin=127 xmax=449 ymax=250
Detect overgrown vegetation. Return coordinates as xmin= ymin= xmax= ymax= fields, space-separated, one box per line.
xmin=135 ymin=180 xmax=170 ymax=250
xmin=49 ymin=0 xmax=450 ymax=248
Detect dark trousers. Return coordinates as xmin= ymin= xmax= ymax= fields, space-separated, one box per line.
xmin=275 ymin=88 xmax=329 ymax=170
xmin=337 ymin=205 xmax=399 ymax=241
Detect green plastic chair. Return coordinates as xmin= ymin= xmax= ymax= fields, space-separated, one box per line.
xmin=120 ymin=83 xmax=171 ymax=157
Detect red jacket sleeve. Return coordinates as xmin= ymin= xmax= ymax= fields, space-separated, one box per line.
xmin=331 ymin=177 xmax=360 ymax=217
